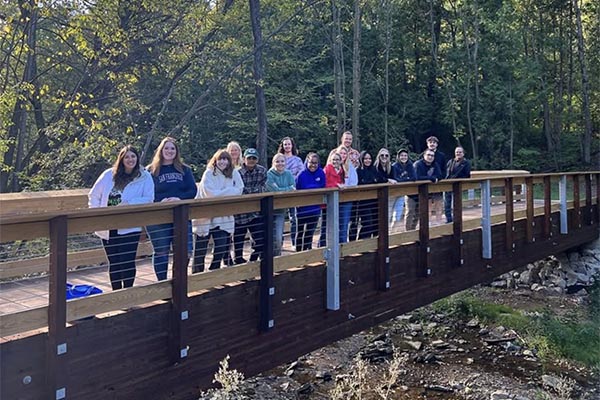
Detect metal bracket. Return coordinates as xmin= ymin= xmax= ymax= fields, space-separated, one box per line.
xmin=180 ymin=347 xmax=188 ymax=358
xmin=57 ymin=343 xmax=67 ymax=355
xmin=56 ymin=388 xmax=66 ymax=400
xmin=268 ymin=320 xmax=274 ymax=328
xmin=269 ymin=287 xmax=275 ymax=296
xmin=180 ymin=310 xmax=189 ymax=321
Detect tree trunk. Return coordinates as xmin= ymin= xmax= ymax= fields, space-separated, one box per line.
xmin=383 ymin=0 xmax=390 ymax=148
xmin=352 ymin=0 xmax=361 ymax=149
xmin=572 ymin=0 xmax=592 ymax=164
xmin=248 ymin=0 xmax=268 ymax=164
xmin=331 ymin=0 xmax=346 ymax=140
xmin=1 ymin=0 xmax=37 ymax=192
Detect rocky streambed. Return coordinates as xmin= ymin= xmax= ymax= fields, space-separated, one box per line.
xmin=201 ymin=240 xmax=600 ymax=400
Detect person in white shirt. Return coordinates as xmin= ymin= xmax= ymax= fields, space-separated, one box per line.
xmin=88 ymin=145 xmax=154 ymax=290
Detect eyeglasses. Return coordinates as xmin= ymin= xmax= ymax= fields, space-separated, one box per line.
xmin=380 ymin=154 xmax=389 ymax=158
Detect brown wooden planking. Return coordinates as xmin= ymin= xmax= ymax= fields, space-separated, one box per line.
xmin=573 ymin=174 xmax=581 ymax=229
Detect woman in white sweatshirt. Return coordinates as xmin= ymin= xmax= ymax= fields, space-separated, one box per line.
xmin=88 ymin=145 xmax=154 ymax=290
xmin=192 ymin=149 xmax=244 ymax=272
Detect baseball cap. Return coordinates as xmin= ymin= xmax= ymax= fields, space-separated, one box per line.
xmin=244 ymin=148 xmax=259 ymax=159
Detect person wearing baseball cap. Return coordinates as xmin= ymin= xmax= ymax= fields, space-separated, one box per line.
xmin=233 ymin=148 xmax=267 ymax=264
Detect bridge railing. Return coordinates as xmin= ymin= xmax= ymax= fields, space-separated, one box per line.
xmin=0 ymin=172 xmax=598 ymax=339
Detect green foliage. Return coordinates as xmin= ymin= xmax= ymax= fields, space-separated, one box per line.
xmin=433 ymin=292 xmax=600 ymax=367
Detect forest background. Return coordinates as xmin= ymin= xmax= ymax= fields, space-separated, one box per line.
xmin=1 ymin=0 xmax=598 ymax=192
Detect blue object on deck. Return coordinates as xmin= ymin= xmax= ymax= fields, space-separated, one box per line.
xmin=66 ymin=283 xmax=103 ymax=300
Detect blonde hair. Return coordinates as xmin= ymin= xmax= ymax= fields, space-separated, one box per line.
xmin=336 ymin=145 xmax=351 ymax=176
xmin=148 ymin=136 xmax=186 ymax=176
xmin=374 ymin=148 xmax=392 ymax=175
xmin=226 ymin=141 xmax=243 ymax=169
xmin=272 ymin=153 xmax=286 ymax=168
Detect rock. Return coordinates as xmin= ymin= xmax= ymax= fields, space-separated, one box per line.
xmin=568 ymin=252 xmax=580 ymax=262
xmin=518 ymin=270 xmax=533 ymax=285
xmin=466 ymin=318 xmax=480 ymax=328
xmin=396 ymin=314 xmax=413 ymax=322
xmin=503 ymin=341 xmax=521 ymax=352
xmin=296 ymin=383 xmax=314 ymax=395
xmin=490 ymin=390 xmax=510 ymax=400
xmin=531 ymin=283 xmax=545 ymax=292
xmin=408 ymin=323 xmax=423 ymax=332
xmin=413 ymin=352 xmax=440 ymax=364
xmin=405 ymin=341 xmax=422 ymax=351
xmin=522 ymin=349 xmax=535 ymax=357
xmin=400 ymin=385 xmax=409 ymax=391
xmin=431 ymin=340 xmax=449 ymax=348
xmin=315 ymin=370 xmax=332 ymax=381
xmin=479 ymin=328 xmax=489 ymax=336
xmin=466 ymin=358 xmax=474 ymax=364
xmin=541 ymin=374 xmax=562 ymax=391
xmin=425 ymin=384 xmax=453 ymax=393
xmin=490 ymin=279 xmax=507 ymax=288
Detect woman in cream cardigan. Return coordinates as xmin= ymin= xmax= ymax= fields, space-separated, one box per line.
xmin=192 ymin=149 xmax=244 ymax=272
xmin=88 ymin=145 xmax=154 ymax=290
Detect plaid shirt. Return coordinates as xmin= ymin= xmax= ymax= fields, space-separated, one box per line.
xmin=235 ymin=163 xmax=267 ymax=224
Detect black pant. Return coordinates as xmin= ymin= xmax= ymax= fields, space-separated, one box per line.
xmin=193 ymin=228 xmax=229 ymax=272
xmin=102 ymin=230 xmax=140 ymax=290
xmin=296 ymin=214 xmax=319 ymax=251
xmin=233 ymin=217 xmax=264 ymax=262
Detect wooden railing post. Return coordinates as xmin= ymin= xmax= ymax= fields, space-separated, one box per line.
xmin=573 ymin=174 xmax=581 ymax=229
xmin=325 ymin=191 xmax=340 ymax=310
xmin=481 ymin=180 xmax=492 ymax=259
xmin=376 ymin=186 xmax=390 ymax=290
xmin=259 ymin=196 xmax=275 ymax=331
xmin=585 ymin=173 xmax=593 ymax=226
xmin=47 ymin=215 xmax=68 ymax=400
xmin=504 ymin=178 xmax=514 ymax=253
xmin=417 ymin=184 xmax=430 ymax=277
xmin=170 ymin=204 xmax=189 ymax=363
xmin=559 ymin=175 xmax=568 ymax=234
xmin=543 ymin=176 xmax=552 ymax=239
xmin=452 ymin=182 xmax=464 ymax=267
xmin=525 ymin=177 xmax=535 ymax=243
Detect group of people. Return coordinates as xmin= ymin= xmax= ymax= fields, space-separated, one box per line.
xmin=88 ymin=133 xmax=470 ymax=290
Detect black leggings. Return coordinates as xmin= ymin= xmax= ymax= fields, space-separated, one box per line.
xmin=102 ymin=230 xmax=141 ymax=290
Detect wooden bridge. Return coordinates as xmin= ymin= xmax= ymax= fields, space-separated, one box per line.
xmin=0 ymin=172 xmax=598 ymax=400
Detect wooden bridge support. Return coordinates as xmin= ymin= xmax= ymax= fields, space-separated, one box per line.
xmin=260 ymin=196 xmax=275 ymax=330
xmin=47 ymin=216 xmax=68 ymax=400
xmin=585 ymin=174 xmax=593 ymax=226
xmin=525 ymin=177 xmax=535 ymax=243
xmin=170 ymin=205 xmax=189 ymax=363
xmin=504 ymin=178 xmax=514 ymax=253
xmin=377 ymin=187 xmax=390 ymax=290
xmin=543 ymin=176 xmax=552 ymax=239
xmin=452 ymin=182 xmax=464 ymax=267
xmin=573 ymin=174 xmax=581 ymax=229
xmin=417 ymin=184 xmax=430 ymax=277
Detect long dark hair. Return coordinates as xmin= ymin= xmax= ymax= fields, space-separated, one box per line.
xmin=112 ymin=145 xmax=141 ymax=190
xmin=277 ymin=137 xmax=299 ymax=156
xmin=208 ymin=149 xmax=234 ymax=179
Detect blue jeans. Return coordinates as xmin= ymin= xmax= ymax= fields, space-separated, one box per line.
xmin=339 ymin=202 xmax=352 ymax=243
xmin=147 ymin=222 xmax=193 ymax=281
xmin=274 ymin=213 xmax=285 ymax=256
xmin=288 ymin=208 xmax=297 ymax=246
xmin=392 ymin=196 xmax=405 ymax=222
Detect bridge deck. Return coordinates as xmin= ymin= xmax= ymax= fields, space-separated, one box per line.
xmin=0 ymin=200 xmax=536 ymax=317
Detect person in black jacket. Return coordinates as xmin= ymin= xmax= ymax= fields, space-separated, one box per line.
xmin=426 ymin=136 xmax=446 ymax=223
xmin=444 ymin=146 xmax=471 ymax=223
xmin=356 ymin=151 xmax=385 ymax=238
xmin=391 ymin=149 xmax=416 ymax=228
xmin=405 ymin=150 xmax=442 ymax=230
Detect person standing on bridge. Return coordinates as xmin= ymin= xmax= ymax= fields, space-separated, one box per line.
xmin=267 ymin=153 xmax=296 ymax=256
xmin=356 ymin=150 xmax=385 ymax=239
xmin=224 ymin=141 xmax=243 ymax=266
xmin=89 ymin=145 xmax=154 ymax=290
xmin=391 ymin=149 xmax=416 ymax=228
xmin=277 ymin=137 xmax=303 ymax=248
xmin=295 ymin=153 xmax=325 ymax=251
xmin=193 ymin=149 xmax=244 ymax=272
xmin=405 ymin=150 xmax=442 ymax=230
xmin=444 ymin=146 xmax=471 ymax=223
xmin=146 ymin=137 xmax=197 ymax=281
xmin=319 ymin=150 xmax=346 ymax=247
xmin=426 ymin=136 xmax=446 ymax=224
xmin=233 ymin=148 xmax=268 ymax=264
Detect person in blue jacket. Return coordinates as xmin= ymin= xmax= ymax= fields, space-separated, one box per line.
xmin=146 ymin=136 xmax=197 ymax=281
xmin=295 ymin=153 xmax=326 ymax=251
xmin=391 ymin=149 xmax=416 ymax=227
xmin=405 ymin=150 xmax=442 ymax=230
